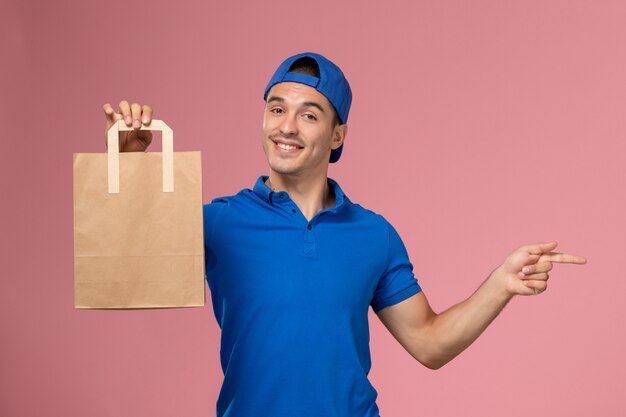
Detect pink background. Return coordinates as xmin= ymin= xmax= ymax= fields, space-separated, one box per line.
xmin=1 ymin=0 xmax=624 ymax=416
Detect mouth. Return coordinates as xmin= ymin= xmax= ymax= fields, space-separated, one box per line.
xmin=272 ymin=138 xmax=303 ymax=154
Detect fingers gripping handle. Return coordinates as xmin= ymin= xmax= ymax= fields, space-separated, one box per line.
xmin=107 ymin=119 xmax=174 ymax=193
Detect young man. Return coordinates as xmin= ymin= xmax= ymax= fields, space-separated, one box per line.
xmin=103 ymin=52 xmax=587 ymax=417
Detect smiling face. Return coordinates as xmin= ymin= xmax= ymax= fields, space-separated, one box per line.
xmin=262 ymin=82 xmax=347 ymax=179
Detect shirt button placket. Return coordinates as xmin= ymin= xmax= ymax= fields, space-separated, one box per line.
xmin=278 ymin=194 xmax=299 ymax=216
xmin=304 ymin=222 xmax=315 ymax=256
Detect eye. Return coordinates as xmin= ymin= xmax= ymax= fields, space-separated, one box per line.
xmin=303 ymin=113 xmax=317 ymax=121
xmin=270 ymin=107 xmax=284 ymax=114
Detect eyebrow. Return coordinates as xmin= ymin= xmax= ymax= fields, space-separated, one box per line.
xmin=267 ymin=96 xmax=326 ymax=113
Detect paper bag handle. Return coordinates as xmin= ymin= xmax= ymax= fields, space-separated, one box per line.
xmin=107 ymin=119 xmax=174 ymax=193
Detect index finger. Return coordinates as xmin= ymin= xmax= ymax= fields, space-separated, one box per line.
xmin=539 ymin=252 xmax=587 ymax=264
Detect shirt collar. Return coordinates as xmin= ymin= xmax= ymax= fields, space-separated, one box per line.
xmin=252 ymin=175 xmax=347 ymax=210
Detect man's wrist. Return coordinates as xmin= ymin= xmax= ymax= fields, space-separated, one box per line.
xmin=487 ymin=266 xmax=516 ymax=303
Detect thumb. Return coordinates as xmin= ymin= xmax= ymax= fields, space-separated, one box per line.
xmin=518 ymin=240 xmax=558 ymax=255
xmin=536 ymin=241 xmax=558 ymax=254
xmin=103 ymin=104 xmax=123 ymax=131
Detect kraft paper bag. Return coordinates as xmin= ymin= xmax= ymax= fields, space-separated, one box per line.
xmin=73 ymin=119 xmax=205 ymax=309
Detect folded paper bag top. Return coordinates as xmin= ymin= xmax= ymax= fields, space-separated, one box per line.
xmin=73 ymin=119 xmax=205 ymax=309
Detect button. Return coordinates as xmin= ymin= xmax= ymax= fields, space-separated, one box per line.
xmin=292 ymin=209 xmax=296 ymax=214
xmin=279 ymin=194 xmax=284 ymax=199
xmin=307 ymin=224 xmax=312 ymax=230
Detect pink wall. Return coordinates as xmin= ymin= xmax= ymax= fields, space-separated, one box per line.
xmin=1 ymin=0 xmax=624 ymax=416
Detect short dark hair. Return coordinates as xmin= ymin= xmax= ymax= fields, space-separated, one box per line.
xmin=288 ymin=57 xmax=341 ymax=127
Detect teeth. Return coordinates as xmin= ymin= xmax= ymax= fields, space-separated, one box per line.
xmin=277 ymin=142 xmax=298 ymax=150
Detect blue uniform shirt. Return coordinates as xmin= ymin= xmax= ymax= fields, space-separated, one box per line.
xmin=204 ymin=175 xmax=422 ymax=417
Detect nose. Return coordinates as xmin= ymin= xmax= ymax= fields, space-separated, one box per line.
xmin=279 ymin=112 xmax=298 ymax=136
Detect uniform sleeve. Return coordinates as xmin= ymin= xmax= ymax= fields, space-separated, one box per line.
xmin=370 ymin=218 xmax=422 ymax=313
xmin=203 ymin=198 xmax=228 ymax=291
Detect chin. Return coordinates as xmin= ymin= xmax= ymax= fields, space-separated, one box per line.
xmin=264 ymin=151 xmax=302 ymax=176
xmin=268 ymin=161 xmax=302 ymax=176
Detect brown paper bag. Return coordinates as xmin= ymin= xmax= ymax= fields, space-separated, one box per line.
xmin=73 ymin=119 xmax=205 ymax=309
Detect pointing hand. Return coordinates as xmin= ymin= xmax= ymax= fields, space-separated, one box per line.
xmin=495 ymin=241 xmax=587 ymax=296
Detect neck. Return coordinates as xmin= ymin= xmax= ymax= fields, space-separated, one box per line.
xmin=265 ymin=172 xmax=335 ymax=221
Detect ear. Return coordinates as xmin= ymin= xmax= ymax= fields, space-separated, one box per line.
xmin=330 ymin=124 xmax=348 ymax=150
